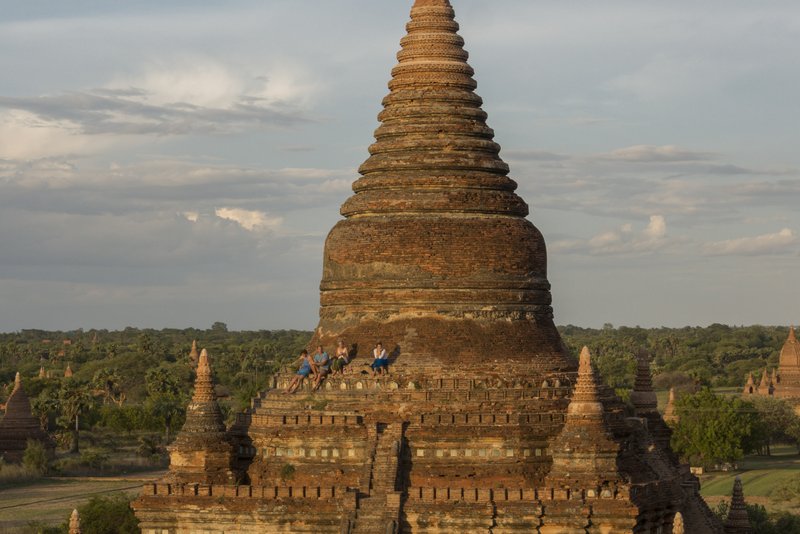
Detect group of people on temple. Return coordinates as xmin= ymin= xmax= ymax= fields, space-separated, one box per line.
xmin=283 ymin=339 xmax=389 ymax=394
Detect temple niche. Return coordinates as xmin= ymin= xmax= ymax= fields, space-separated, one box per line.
xmin=133 ymin=0 xmax=733 ymax=532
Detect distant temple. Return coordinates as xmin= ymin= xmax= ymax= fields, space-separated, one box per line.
xmin=0 ymin=372 xmax=55 ymax=462
xmin=134 ymin=0 xmax=731 ymax=532
xmin=743 ymin=327 xmax=800 ymax=409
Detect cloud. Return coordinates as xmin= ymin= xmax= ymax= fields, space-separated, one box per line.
xmin=599 ymin=145 xmax=714 ymax=163
xmin=0 ymin=60 xmax=317 ymax=160
xmin=214 ymin=208 xmax=282 ymax=232
xmin=704 ymin=228 xmax=797 ymax=256
xmin=551 ymin=215 xmax=677 ymax=256
xmin=503 ymin=149 xmax=571 ymax=162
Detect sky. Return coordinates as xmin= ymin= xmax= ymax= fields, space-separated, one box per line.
xmin=0 ymin=0 xmax=798 ymax=331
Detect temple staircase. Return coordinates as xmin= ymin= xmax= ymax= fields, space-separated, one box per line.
xmin=350 ymin=422 xmax=403 ymax=534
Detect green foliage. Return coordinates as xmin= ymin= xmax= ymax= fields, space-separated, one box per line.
xmin=771 ymin=476 xmax=800 ymax=503
xmin=713 ymin=501 xmax=800 ymax=534
xmin=559 ymin=324 xmax=787 ymax=389
xmin=136 ymin=434 xmax=166 ymax=459
xmin=22 ymin=439 xmax=49 ymax=475
xmin=79 ymin=450 xmax=110 ymax=470
xmin=76 ymin=494 xmax=139 ymax=534
xmin=671 ymin=389 xmax=763 ymax=468
xmin=746 ymin=503 xmax=800 ymax=534
xmin=750 ymin=397 xmax=800 ymax=453
xmin=0 ymin=457 xmax=42 ymax=485
xmin=97 ymin=404 xmax=161 ymax=433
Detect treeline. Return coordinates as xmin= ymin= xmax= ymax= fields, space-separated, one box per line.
xmin=0 ymin=323 xmax=310 ymax=406
xmin=1 ymin=323 xmax=790 ymax=407
xmin=560 ymin=323 xmax=788 ymax=390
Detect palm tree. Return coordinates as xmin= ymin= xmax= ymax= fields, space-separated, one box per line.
xmin=58 ymin=380 xmax=95 ymax=453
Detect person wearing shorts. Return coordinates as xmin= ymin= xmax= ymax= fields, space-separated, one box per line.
xmin=285 ymin=350 xmax=311 ymax=394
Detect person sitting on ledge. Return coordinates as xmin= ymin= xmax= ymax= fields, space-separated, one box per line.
xmin=312 ymin=345 xmax=331 ymax=390
xmin=370 ymin=342 xmax=389 ymax=376
xmin=284 ymin=350 xmax=311 ymax=394
xmin=331 ymin=339 xmax=349 ymax=376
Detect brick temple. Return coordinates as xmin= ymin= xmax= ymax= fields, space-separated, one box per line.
xmin=133 ymin=1 xmax=729 ymax=531
xmin=742 ymin=326 xmax=800 ymax=412
xmin=0 ymin=372 xmax=55 ymax=462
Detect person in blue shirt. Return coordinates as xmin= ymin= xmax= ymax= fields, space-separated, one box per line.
xmin=370 ymin=342 xmax=389 ymax=376
xmin=311 ymin=345 xmax=331 ymax=390
xmin=284 ymin=350 xmax=311 ymax=394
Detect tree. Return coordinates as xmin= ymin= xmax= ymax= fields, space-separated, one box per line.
xmin=23 ymin=439 xmax=49 ymax=475
xmin=670 ymin=389 xmax=761 ymax=468
xmin=93 ymin=368 xmax=125 ymax=406
xmin=57 ymin=379 xmax=95 ymax=453
xmin=750 ymin=397 xmax=800 ymax=455
xmin=145 ymin=393 xmax=184 ymax=442
xmin=76 ymin=494 xmax=139 ymax=534
xmin=145 ymin=366 xmax=182 ymax=397
xmin=31 ymin=389 xmax=59 ymax=430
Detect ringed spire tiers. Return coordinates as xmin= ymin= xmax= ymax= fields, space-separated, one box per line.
xmin=314 ymin=0 xmax=569 ymax=369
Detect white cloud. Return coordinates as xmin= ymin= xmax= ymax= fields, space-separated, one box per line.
xmin=551 ymin=215 xmax=674 ymax=256
xmin=183 ymin=211 xmax=199 ymax=223
xmin=643 ymin=215 xmax=667 ymax=239
xmin=704 ymin=228 xmax=797 ymax=256
xmin=214 ymin=207 xmax=282 ymax=232
xmin=599 ymin=145 xmax=714 ymax=163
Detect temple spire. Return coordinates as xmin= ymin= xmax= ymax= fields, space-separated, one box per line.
xmin=189 ymin=340 xmax=199 ymax=364
xmin=546 ymin=347 xmax=622 ymax=486
xmin=413 ymin=0 xmax=451 ymax=6
xmin=69 ymin=509 xmax=82 ymax=534
xmin=312 ymin=0 xmax=567 ymax=370
xmin=759 ymin=369 xmax=770 ymax=391
xmin=724 ymin=477 xmax=752 ymax=533
xmin=672 ymin=512 xmax=685 ymax=534
xmin=664 ymin=387 xmax=679 ymax=424
xmin=569 ymin=346 xmax=603 ymax=410
xmin=168 ymin=348 xmax=237 ymax=485
xmin=193 ymin=349 xmax=215 ymax=403
xmin=0 ymin=371 xmax=55 ymax=461
xmin=631 ymin=350 xmax=658 ymax=414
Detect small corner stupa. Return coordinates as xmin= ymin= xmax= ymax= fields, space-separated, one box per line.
xmin=723 ymin=477 xmax=752 ymax=534
xmin=664 ymin=387 xmax=679 ymax=424
xmin=0 ymin=372 xmax=55 ymax=462
xmin=166 ymin=349 xmax=238 ymax=485
xmin=69 ymin=509 xmax=82 ymax=534
xmin=133 ymin=1 xmax=725 ymax=531
xmin=189 ymin=340 xmax=199 ymax=365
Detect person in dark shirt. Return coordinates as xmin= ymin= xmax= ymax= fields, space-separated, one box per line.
xmin=312 ymin=345 xmax=331 ymax=390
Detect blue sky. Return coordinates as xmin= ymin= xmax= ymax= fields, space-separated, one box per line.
xmin=1 ymin=0 xmax=798 ymax=331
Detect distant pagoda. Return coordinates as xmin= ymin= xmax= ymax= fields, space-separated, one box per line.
xmin=742 ymin=326 xmax=800 ymax=408
xmin=134 ymin=1 xmax=724 ymax=532
xmin=0 ymin=372 xmax=55 ymax=462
